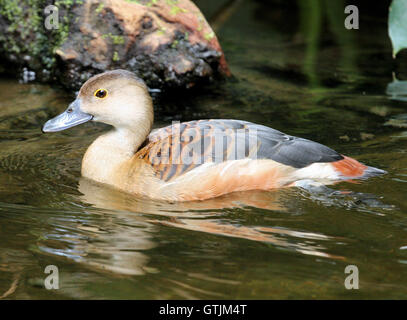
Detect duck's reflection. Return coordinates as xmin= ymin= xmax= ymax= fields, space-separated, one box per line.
xmin=78 ymin=176 xmax=287 ymax=214
xmin=71 ymin=177 xmax=346 ymax=276
xmin=30 ymin=176 xmax=394 ymax=278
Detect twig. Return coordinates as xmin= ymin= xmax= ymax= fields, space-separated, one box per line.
xmin=209 ymin=0 xmax=244 ymax=32
xmin=0 ymin=274 xmax=20 ymax=299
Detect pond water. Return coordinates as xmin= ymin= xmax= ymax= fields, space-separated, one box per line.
xmin=1 ymin=0 xmax=407 ymax=299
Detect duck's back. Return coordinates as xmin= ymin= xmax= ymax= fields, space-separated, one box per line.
xmin=135 ymin=119 xmax=343 ymax=180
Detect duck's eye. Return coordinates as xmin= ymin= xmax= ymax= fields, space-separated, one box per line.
xmin=94 ymin=88 xmax=108 ymax=99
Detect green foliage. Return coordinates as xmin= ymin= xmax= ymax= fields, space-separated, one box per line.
xmin=204 ymin=31 xmax=214 ymax=41
xmin=101 ymin=33 xmax=125 ymax=45
xmin=389 ymin=0 xmax=407 ymax=57
xmin=95 ymin=2 xmax=104 ymax=13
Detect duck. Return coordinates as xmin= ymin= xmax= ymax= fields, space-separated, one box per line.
xmin=42 ymin=69 xmax=386 ymax=201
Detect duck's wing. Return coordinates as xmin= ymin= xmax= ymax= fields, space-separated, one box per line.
xmin=135 ymin=119 xmax=343 ymax=181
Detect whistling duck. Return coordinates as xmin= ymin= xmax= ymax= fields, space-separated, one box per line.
xmin=42 ymin=70 xmax=385 ymax=201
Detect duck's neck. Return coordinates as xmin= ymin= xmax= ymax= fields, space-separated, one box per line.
xmin=81 ymin=122 xmax=151 ymax=184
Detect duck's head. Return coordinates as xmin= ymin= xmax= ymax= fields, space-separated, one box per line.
xmin=42 ymin=69 xmax=153 ymax=133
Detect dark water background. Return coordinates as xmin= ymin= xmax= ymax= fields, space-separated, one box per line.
xmin=0 ymin=0 xmax=407 ymax=299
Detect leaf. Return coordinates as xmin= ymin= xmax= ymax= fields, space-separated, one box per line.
xmin=389 ymin=0 xmax=407 ymax=57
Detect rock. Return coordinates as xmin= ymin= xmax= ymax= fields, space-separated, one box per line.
xmin=0 ymin=0 xmax=229 ymax=91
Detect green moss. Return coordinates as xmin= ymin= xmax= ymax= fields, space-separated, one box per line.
xmin=146 ymin=0 xmax=158 ymax=7
xmin=204 ymin=31 xmax=215 ymax=41
xmin=124 ymin=0 xmax=154 ymax=5
xmin=171 ymin=39 xmax=179 ymax=48
xmin=95 ymin=2 xmax=105 ymax=13
xmin=101 ymin=33 xmax=125 ymax=45
xmin=154 ymin=20 xmax=167 ymax=36
xmin=166 ymin=0 xmax=187 ymax=15
xmin=112 ymin=51 xmax=119 ymax=61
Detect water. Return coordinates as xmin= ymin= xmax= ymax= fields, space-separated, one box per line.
xmin=1 ymin=0 xmax=407 ymax=299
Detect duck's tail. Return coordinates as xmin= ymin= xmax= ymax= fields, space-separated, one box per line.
xmin=331 ymin=156 xmax=386 ymax=180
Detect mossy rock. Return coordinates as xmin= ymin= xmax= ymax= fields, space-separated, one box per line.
xmin=0 ymin=0 xmax=229 ymax=91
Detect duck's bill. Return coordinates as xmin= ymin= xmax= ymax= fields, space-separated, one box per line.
xmin=42 ymin=99 xmax=93 ymax=133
